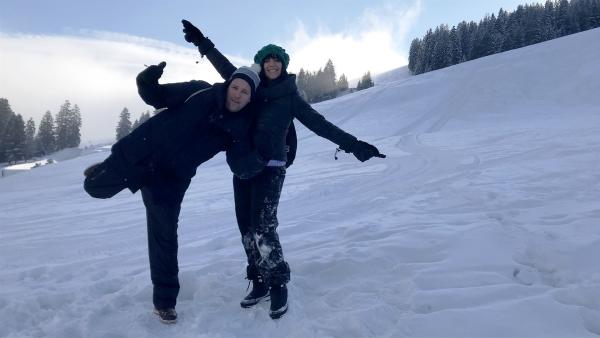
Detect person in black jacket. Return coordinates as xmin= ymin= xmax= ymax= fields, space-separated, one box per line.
xmin=182 ymin=20 xmax=385 ymax=320
xmin=83 ymin=62 xmax=262 ymax=324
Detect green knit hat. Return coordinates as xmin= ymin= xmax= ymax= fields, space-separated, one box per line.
xmin=254 ymin=44 xmax=290 ymax=69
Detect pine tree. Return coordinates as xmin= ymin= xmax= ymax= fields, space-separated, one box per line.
xmin=449 ymin=26 xmax=462 ymax=65
xmin=296 ymin=68 xmax=309 ymax=101
xmin=0 ymin=98 xmax=14 ymax=137
xmin=3 ymin=114 xmax=26 ymax=163
xmin=322 ymin=59 xmax=338 ymax=99
xmin=556 ymin=0 xmax=573 ymax=35
xmin=24 ymin=118 xmax=36 ymax=159
xmin=357 ymin=72 xmax=374 ymax=90
xmin=54 ymin=100 xmax=82 ymax=149
xmin=337 ymin=74 xmax=349 ymax=91
xmin=492 ymin=9 xmax=509 ymax=53
xmin=420 ymin=29 xmax=436 ymax=73
xmin=542 ymin=0 xmax=557 ymax=40
xmin=68 ymin=104 xmax=82 ymax=148
xmin=55 ymin=100 xmax=71 ymax=150
xmin=505 ymin=5 xmax=526 ymax=49
xmin=364 ymin=72 xmax=374 ymax=88
xmin=431 ymin=24 xmax=451 ymax=70
xmin=116 ymin=107 xmax=132 ymax=141
xmin=313 ymin=68 xmax=325 ymax=101
xmin=408 ymin=38 xmax=423 ymax=74
xmin=470 ymin=16 xmax=493 ymax=59
xmin=591 ymin=0 xmax=600 ymax=27
xmin=0 ymin=98 xmax=16 ymax=163
xmin=36 ymin=111 xmax=56 ymax=156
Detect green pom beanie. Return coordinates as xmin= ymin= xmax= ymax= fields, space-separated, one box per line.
xmin=254 ymin=44 xmax=290 ymax=69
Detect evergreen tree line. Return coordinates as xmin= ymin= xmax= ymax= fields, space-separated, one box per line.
xmin=0 ymin=98 xmax=81 ymax=164
xmin=356 ymin=72 xmax=375 ymax=91
xmin=297 ymin=59 xmax=373 ymax=103
xmin=408 ymin=0 xmax=600 ymax=75
xmin=115 ymin=107 xmax=152 ymax=141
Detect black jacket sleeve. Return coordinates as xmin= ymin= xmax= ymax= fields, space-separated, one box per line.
xmin=203 ymin=41 xmax=237 ymax=80
xmin=137 ymin=75 xmax=212 ymax=110
xmin=285 ymin=121 xmax=297 ymax=167
xmin=292 ymin=94 xmax=358 ymax=151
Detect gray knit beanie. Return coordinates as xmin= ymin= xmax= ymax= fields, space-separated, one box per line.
xmin=229 ymin=64 xmax=261 ymax=96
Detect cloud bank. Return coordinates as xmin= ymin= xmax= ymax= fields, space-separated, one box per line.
xmin=285 ymin=1 xmax=422 ymax=82
xmin=0 ymin=32 xmax=248 ymax=143
xmin=0 ymin=2 xmax=422 ymax=142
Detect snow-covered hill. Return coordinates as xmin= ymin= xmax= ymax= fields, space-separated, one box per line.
xmin=1 ymin=28 xmax=600 ymax=338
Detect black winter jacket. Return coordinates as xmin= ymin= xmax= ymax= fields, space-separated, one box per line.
xmin=109 ymin=74 xmax=257 ymax=191
xmin=204 ymin=46 xmax=357 ymax=165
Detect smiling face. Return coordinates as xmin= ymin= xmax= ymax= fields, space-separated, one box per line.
xmin=225 ymin=78 xmax=252 ymax=113
xmin=263 ymin=56 xmax=283 ymax=80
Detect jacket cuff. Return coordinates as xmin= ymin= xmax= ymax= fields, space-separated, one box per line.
xmin=197 ymin=37 xmax=215 ymax=56
xmin=339 ymin=137 xmax=358 ymax=153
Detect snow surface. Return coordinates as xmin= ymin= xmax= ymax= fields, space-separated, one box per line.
xmin=2 ymin=160 xmax=56 ymax=174
xmin=1 ymin=28 xmax=600 ymax=338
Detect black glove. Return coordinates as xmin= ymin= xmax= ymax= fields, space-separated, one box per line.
xmin=227 ymin=148 xmax=267 ymax=179
xmin=137 ymin=62 xmax=166 ymax=84
xmin=350 ymin=140 xmax=386 ymax=162
xmin=182 ymin=19 xmax=214 ymax=55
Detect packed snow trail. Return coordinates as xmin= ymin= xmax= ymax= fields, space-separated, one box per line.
xmin=1 ymin=28 xmax=600 ymax=337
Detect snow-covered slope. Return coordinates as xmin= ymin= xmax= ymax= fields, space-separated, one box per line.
xmin=1 ymin=28 xmax=600 ymax=338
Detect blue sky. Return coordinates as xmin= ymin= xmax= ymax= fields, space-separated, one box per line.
xmin=2 ymin=0 xmax=526 ymax=59
xmin=0 ymin=0 xmax=527 ymax=142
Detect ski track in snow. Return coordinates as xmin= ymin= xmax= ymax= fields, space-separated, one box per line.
xmin=2 ymin=29 xmax=600 ymax=337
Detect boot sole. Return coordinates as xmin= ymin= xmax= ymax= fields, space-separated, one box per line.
xmin=152 ymin=309 xmax=177 ymax=324
xmin=240 ymin=294 xmax=270 ymax=308
xmin=269 ymin=303 xmax=288 ymax=319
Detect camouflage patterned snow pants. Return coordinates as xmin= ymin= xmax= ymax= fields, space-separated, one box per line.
xmin=233 ymin=166 xmax=290 ymax=286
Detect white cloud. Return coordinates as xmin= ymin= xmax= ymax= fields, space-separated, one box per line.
xmin=0 ymin=32 xmax=250 ymax=143
xmin=285 ymin=1 xmax=422 ymax=82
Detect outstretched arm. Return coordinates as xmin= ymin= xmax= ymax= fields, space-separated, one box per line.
xmin=182 ymin=19 xmax=237 ymax=80
xmin=292 ymin=94 xmax=386 ymax=162
xmin=136 ymin=62 xmax=211 ymax=109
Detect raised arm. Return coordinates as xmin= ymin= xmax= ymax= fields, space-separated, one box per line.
xmin=182 ymin=19 xmax=237 ymax=80
xmin=136 ymin=61 xmax=211 ymax=109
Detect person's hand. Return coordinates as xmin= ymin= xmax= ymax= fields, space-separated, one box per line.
xmin=182 ymin=19 xmax=214 ymax=56
xmin=182 ymin=19 xmax=205 ymax=45
xmin=227 ymin=148 xmax=267 ymax=179
xmin=137 ymin=62 xmax=166 ymax=84
xmin=351 ymin=140 xmax=386 ymax=162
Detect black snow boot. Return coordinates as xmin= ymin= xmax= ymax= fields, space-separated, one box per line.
xmin=269 ymin=284 xmax=288 ymax=319
xmin=153 ymin=308 xmax=177 ymax=324
xmin=240 ymin=276 xmax=270 ymax=308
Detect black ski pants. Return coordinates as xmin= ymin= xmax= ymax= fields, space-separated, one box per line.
xmin=84 ymin=157 xmax=190 ymax=310
xmin=233 ymin=166 xmax=290 ymax=286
